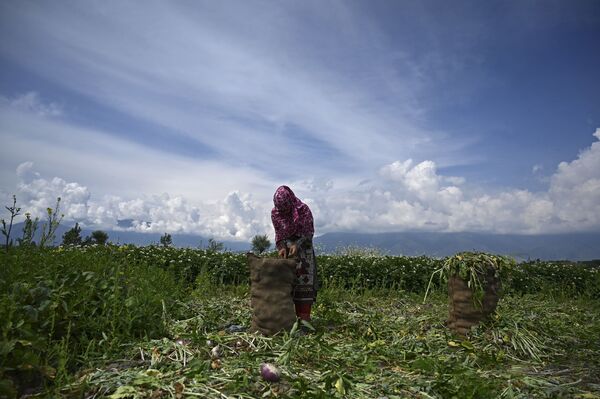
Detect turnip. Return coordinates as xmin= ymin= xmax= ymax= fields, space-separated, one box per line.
xmin=211 ymin=345 xmax=221 ymax=359
xmin=260 ymin=363 xmax=281 ymax=382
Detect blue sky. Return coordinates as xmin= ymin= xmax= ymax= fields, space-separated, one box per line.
xmin=1 ymin=0 xmax=599 ymax=239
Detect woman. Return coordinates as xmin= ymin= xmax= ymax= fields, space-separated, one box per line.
xmin=271 ymin=185 xmax=318 ymax=321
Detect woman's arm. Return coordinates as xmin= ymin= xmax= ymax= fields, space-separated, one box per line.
xmin=288 ymin=234 xmax=313 ymax=256
xmin=276 ymin=240 xmax=287 ymax=258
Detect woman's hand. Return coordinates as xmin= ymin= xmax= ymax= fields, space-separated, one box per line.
xmin=278 ymin=248 xmax=287 ymax=258
xmin=288 ymin=244 xmax=297 ymax=257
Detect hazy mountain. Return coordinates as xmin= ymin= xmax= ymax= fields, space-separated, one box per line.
xmin=314 ymin=231 xmax=600 ymax=261
xmin=6 ymin=222 xmax=600 ymax=260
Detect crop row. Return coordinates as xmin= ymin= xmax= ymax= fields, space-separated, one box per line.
xmin=78 ymin=245 xmax=600 ymax=296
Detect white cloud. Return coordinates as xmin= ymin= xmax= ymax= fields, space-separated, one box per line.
xmin=2 ymin=130 xmax=600 ymax=239
xmin=14 ymin=162 xmax=91 ymax=222
xmin=7 ymin=161 xmax=273 ymax=240
xmin=547 ymin=128 xmax=600 ymax=229
xmin=379 ymin=160 xmax=414 ymax=182
xmin=319 ymin=130 xmax=600 ymax=234
xmin=0 ymin=92 xmax=63 ymax=117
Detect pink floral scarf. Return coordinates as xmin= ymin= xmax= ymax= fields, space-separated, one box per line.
xmin=271 ymin=186 xmax=314 ymax=248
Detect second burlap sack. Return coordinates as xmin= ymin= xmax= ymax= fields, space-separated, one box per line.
xmin=447 ymin=265 xmax=501 ymax=336
xmin=247 ymin=253 xmax=297 ymax=336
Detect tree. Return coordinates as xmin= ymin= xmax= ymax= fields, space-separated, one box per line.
xmin=251 ymin=234 xmax=271 ymax=255
xmin=90 ymin=230 xmax=109 ymax=245
xmin=207 ymin=238 xmax=224 ymax=252
xmin=62 ymin=223 xmax=82 ymax=246
xmin=1 ymin=195 xmax=21 ymax=252
xmin=160 ymin=232 xmax=172 ymax=247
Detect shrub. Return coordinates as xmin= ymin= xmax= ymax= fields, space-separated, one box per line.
xmin=0 ymin=246 xmax=186 ymax=394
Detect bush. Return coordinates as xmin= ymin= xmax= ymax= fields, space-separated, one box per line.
xmin=0 ymin=246 xmax=185 ymax=395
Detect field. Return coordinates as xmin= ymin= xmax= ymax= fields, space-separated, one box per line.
xmin=1 ymin=246 xmax=600 ymax=398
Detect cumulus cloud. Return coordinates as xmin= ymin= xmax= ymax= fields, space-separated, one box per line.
xmin=15 ymin=162 xmax=90 ymax=221
xmin=3 ymin=130 xmax=600 ymax=239
xmin=322 ymin=130 xmax=600 ymax=234
xmin=7 ymin=162 xmax=272 ymax=240
xmin=547 ymin=128 xmax=600 ymax=229
xmin=379 ymin=159 xmax=461 ymax=205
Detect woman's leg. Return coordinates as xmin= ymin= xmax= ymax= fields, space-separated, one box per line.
xmin=295 ymin=302 xmax=312 ymax=321
xmin=290 ymin=239 xmax=316 ymax=322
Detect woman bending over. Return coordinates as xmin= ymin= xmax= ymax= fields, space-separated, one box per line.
xmin=271 ymin=185 xmax=318 ymax=321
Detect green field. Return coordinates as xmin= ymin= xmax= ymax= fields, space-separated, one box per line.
xmin=1 ymin=246 xmax=599 ymax=398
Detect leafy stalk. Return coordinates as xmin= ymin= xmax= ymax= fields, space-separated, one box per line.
xmin=1 ymin=195 xmax=21 ymax=252
xmin=39 ymin=197 xmax=64 ymax=248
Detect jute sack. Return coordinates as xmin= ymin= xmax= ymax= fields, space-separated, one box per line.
xmin=447 ymin=265 xmax=501 ymax=335
xmin=247 ymin=253 xmax=297 ymax=336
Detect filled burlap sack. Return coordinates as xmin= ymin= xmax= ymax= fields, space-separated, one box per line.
xmin=247 ymin=253 xmax=297 ymax=336
xmin=447 ymin=265 xmax=501 ymax=335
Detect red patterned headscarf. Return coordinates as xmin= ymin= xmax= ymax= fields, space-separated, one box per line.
xmin=271 ymin=185 xmax=314 ymax=246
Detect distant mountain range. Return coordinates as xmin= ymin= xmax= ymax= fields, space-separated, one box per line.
xmin=7 ymin=222 xmax=600 ymax=261
xmin=314 ymin=231 xmax=600 ymax=261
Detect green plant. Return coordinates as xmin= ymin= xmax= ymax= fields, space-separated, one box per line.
xmin=206 ymin=238 xmax=224 ymax=252
xmin=424 ymin=252 xmax=516 ymax=306
xmin=1 ymin=195 xmax=21 ymax=252
xmin=39 ymin=197 xmax=63 ymax=248
xmin=110 ymin=246 xmax=598 ymax=297
xmin=62 ymin=223 xmax=82 ymax=246
xmin=334 ymin=244 xmax=387 ymax=257
xmin=160 ymin=232 xmax=172 ymax=247
xmin=17 ymin=213 xmax=39 ymax=247
xmin=89 ymin=230 xmax=109 ymax=246
xmin=251 ymin=234 xmax=271 ymax=255
xmin=0 ymin=245 xmax=187 ymax=396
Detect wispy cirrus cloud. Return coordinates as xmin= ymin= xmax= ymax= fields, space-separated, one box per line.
xmin=0 ymin=1 xmax=472 ymax=180
xmin=0 ymin=92 xmax=63 ymax=117
xmin=0 ymin=103 xmax=279 ymax=203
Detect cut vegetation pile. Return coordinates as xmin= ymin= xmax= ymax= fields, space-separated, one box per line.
xmin=426 ymin=252 xmax=509 ymax=335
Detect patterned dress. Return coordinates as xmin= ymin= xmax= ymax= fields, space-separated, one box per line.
xmin=271 ymin=186 xmax=318 ymax=304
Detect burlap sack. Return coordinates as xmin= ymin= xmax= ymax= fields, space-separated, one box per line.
xmin=447 ymin=265 xmax=501 ymax=335
xmin=247 ymin=253 xmax=297 ymax=336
